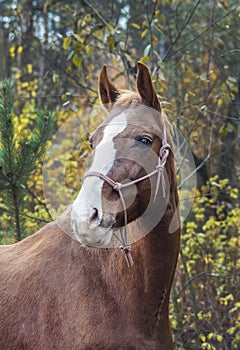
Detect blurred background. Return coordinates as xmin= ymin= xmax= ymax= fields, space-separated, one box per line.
xmin=0 ymin=1 xmax=239 ymax=348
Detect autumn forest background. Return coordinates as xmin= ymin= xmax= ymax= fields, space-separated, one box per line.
xmin=0 ymin=0 xmax=239 ymax=349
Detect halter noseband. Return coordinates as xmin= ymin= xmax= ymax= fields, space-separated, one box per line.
xmin=84 ymin=127 xmax=170 ymax=267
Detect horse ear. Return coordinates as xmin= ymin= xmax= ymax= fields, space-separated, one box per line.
xmin=99 ymin=65 xmax=120 ymax=110
xmin=136 ymin=61 xmax=161 ymax=111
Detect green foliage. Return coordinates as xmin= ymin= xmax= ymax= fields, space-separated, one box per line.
xmin=0 ymin=80 xmax=55 ymax=242
xmin=171 ymin=176 xmax=240 ymax=349
xmin=0 ymin=1 xmax=239 ymax=348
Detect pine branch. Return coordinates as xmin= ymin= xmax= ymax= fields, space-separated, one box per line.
xmin=0 ymin=80 xmax=55 ymax=241
xmin=0 ymin=80 xmax=22 ymax=240
xmin=15 ymin=110 xmax=55 ymax=182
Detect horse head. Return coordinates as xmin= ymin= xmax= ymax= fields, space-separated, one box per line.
xmin=71 ymin=62 xmax=173 ymax=249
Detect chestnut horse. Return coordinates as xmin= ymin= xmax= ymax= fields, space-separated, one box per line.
xmin=0 ymin=62 xmax=180 ymax=349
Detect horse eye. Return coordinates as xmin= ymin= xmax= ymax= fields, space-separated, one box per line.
xmin=136 ymin=136 xmax=152 ymax=146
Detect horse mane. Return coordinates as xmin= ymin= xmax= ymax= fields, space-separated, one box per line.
xmin=114 ymin=90 xmax=163 ymax=108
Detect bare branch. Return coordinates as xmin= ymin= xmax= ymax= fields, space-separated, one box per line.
xmin=164 ymin=4 xmax=239 ymax=62
xmin=163 ymin=0 xmax=201 ymax=62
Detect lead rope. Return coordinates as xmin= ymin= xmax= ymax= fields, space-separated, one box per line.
xmin=84 ymin=124 xmax=170 ymax=268
xmin=114 ymin=186 xmax=134 ymax=267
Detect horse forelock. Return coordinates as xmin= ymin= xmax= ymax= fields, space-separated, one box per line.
xmin=107 ymin=91 xmax=173 ymax=149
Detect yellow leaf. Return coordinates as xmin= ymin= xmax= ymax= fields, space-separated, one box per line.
xmin=17 ymin=45 xmax=23 ymax=54
xmin=52 ymin=73 xmax=59 ymax=83
xmin=72 ymin=53 xmax=82 ymax=68
xmin=27 ymin=64 xmax=32 ymax=74
xmin=61 ymin=93 xmax=67 ymax=101
xmin=139 ymin=56 xmax=150 ymax=63
xmin=220 ymin=0 xmax=229 ymax=9
xmin=15 ymin=72 xmax=21 ymax=79
xmin=107 ymin=34 xmax=115 ymax=52
xmin=132 ymin=23 xmax=140 ymax=29
xmin=84 ymin=13 xmax=91 ymax=23
xmin=141 ymin=28 xmax=148 ymax=38
xmin=108 ymin=23 xmax=115 ymax=32
xmin=63 ymin=37 xmax=72 ymax=50
xmin=227 ymin=326 xmax=235 ymax=335
xmin=22 ymin=82 xmax=29 ymax=88
xmin=73 ymin=33 xmax=84 ymax=43
xmin=43 ymin=1 xmax=50 ymax=12
xmin=220 ymin=125 xmax=228 ymax=136
xmin=199 ymin=334 xmax=206 ymax=342
xmin=204 ymin=256 xmax=213 ymax=264
xmin=9 ymin=46 xmax=15 ymax=58
xmin=124 ymin=53 xmax=134 ymax=63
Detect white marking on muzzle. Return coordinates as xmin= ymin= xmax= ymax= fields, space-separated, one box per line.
xmin=71 ymin=111 xmax=128 ymax=243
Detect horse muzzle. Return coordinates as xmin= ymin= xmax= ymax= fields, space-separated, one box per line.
xmin=71 ymin=206 xmax=116 ymax=248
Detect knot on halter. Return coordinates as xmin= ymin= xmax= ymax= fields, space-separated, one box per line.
xmin=159 ymin=142 xmax=171 ymax=160
xmin=156 ymin=164 xmax=164 ymax=171
xmin=120 ymin=244 xmax=131 ymax=252
xmin=153 ymin=143 xmax=170 ymax=201
xmin=120 ymin=244 xmax=134 ymax=267
xmin=113 ymin=182 xmax=122 ymax=191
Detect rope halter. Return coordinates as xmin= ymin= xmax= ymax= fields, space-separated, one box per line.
xmin=84 ymin=126 xmax=170 ymax=267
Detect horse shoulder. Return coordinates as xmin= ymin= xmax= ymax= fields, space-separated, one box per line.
xmin=0 ymin=222 xmax=94 ymax=349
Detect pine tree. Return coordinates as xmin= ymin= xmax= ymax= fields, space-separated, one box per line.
xmin=0 ymin=80 xmax=55 ymax=241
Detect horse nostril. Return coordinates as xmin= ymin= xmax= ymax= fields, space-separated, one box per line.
xmin=89 ymin=208 xmax=99 ymax=226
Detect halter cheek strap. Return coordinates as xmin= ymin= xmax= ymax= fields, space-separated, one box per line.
xmin=84 ymin=131 xmax=170 ymax=267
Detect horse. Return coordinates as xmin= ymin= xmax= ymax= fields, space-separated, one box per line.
xmin=0 ymin=62 xmax=180 ymax=350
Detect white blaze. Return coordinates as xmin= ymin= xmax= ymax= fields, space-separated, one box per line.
xmin=71 ymin=111 xmax=128 ymax=236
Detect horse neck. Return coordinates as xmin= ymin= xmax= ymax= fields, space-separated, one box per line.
xmin=101 ymin=204 xmax=180 ymax=340
xmin=128 ymin=210 xmax=180 ymax=289
xmin=107 ymin=155 xmax=180 ymax=300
